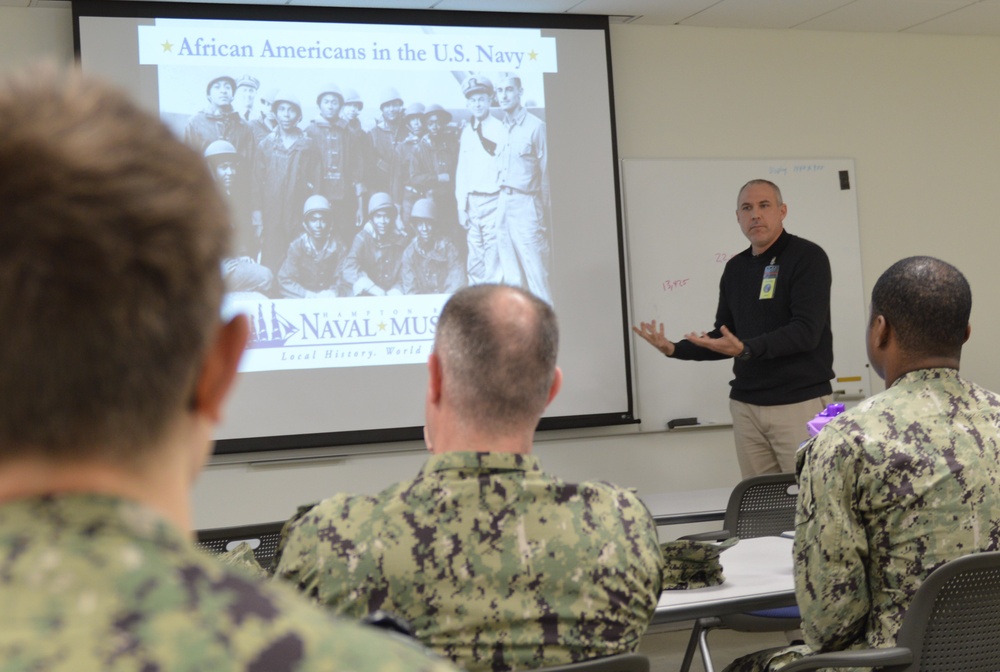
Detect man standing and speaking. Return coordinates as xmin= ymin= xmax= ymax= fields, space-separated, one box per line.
xmin=633 ymin=179 xmax=833 ymax=476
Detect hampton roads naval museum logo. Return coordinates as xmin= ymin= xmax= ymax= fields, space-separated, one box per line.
xmin=231 ymin=295 xmax=445 ymax=372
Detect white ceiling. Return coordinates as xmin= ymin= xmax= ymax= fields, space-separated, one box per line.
xmin=15 ymin=0 xmax=1000 ymax=37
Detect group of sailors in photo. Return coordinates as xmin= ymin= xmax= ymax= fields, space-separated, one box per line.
xmin=182 ymin=70 xmax=551 ymax=301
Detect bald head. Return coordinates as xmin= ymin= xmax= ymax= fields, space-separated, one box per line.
xmin=737 ymin=179 xmax=783 ymax=207
xmin=434 ymin=285 xmax=558 ymax=435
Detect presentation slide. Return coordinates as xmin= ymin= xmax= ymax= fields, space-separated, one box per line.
xmin=74 ymin=2 xmax=633 ymax=454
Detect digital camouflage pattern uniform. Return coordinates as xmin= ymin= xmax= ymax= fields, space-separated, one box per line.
xmin=725 ymin=368 xmax=1000 ymax=672
xmin=274 ymin=451 xmax=665 ymax=672
xmin=0 ymin=493 xmax=458 ymax=672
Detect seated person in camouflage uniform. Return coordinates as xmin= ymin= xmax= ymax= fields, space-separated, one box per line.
xmin=0 ymin=67 xmax=456 ymax=672
xmin=274 ymin=283 xmax=665 ymax=672
xmin=725 ymin=256 xmax=1000 ymax=672
xmin=400 ymin=198 xmax=466 ymax=295
xmin=279 ymin=194 xmax=347 ymax=298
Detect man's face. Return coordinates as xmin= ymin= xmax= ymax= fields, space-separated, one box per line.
xmin=466 ymin=92 xmax=491 ymax=120
xmin=275 ymin=102 xmax=300 ymax=130
xmin=372 ymin=208 xmax=392 ymax=236
xmin=425 ymin=114 xmax=444 ymax=137
xmin=319 ymin=93 xmax=343 ymax=121
xmin=208 ymin=81 xmax=234 ymax=109
xmin=260 ymin=95 xmax=276 ymax=124
xmin=304 ymin=210 xmax=331 ymax=241
xmin=406 ymin=115 xmax=424 ymax=135
xmin=736 ymin=182 xmax=787 ymax=255
xmin=497 ymin=79 xmax=522 ymax=113
xmin=214 ymin=160 xmax=236 ymax=190
xmin=414 ymin=217 xmax=434 ymax=243
xmin=233 ymin=85 xmax=256 ymax=115
xmin=381 ymin=99 xmax=403 ymax=123
xmin=341 ymin=103 xmax=361 ymax=123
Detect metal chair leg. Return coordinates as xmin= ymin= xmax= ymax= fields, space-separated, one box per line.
xmin=679 ymin=620 xmax=703 ymax=672
xmin=679 ymin=617 xmax=722 ymax=672
xmin=698 ymin=624 xmax=716 ymax=672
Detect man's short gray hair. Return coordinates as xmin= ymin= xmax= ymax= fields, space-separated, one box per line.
xmin=737 ymin=179 xmax=783 ymax=206
xmin=434 ymin=284 xmax=558 ymax=434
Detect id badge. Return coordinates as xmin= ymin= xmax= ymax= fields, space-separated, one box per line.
xmin=760 ymin=264 xmax=779 ymax=300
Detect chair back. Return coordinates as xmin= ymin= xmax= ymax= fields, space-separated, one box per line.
xmin=722 ymin=473 xmax=798 ymax=539
xmin=897 ymin=550 xmax=1000 ymax=671
xmin=195 ymin=521 xmax=286 ymax=569
xmin=535 ymin=653 xmax=650 ymax=672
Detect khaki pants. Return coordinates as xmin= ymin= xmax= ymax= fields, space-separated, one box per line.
xmin=729 ymin=396 xmax=831 ymax=477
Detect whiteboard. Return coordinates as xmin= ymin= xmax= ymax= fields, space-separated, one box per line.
xmin=623 ymin=158 xmax=872 ymax=430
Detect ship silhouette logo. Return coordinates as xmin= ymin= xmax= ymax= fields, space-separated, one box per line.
xmin=247 ymin=303 xmax=299 ymax=348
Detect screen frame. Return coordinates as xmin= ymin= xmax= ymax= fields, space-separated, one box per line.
xmin=72 ymin=0 xmax=636 ymax=456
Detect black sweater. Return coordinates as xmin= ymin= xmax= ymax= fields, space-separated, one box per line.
xmin=672 ymin=230 xmax=834 ymax=406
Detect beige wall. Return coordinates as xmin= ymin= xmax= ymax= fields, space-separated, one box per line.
xmin=0 ymin=7 xmax=72 ymax=69
xmin=2 ymin=9 xmax=997 ymax=528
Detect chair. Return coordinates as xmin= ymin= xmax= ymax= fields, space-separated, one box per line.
xmin=779 ymin=550 xmax=1000 ymax=672
xmin=535 ymin=653 xmax=650 ymax=672
xmin=679 ymin=473 xmax=800 ymax=672
xmin=195 ymin=520 xmax=286 ymax=570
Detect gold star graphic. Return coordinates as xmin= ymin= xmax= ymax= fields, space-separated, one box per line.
xmin=528 ymin=50 xmax=538 ymax=61
xmin=161 ymin=40 xmax=174 ymax=53
xmin=378 ymin=321 xmax=388 ymax=331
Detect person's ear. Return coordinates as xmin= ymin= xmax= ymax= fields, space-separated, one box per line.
xmin=545 ymin=367 xmax=563 ymax=407
xmin=427 ymin=351 xmax=443 ymax=405
xmin=963 ymin=323 xmax=972 ymax=345
xmin=871 ymin=314 xmax=891 ymax=350
xmin=192 ymin=315 xmax=249 ymax=423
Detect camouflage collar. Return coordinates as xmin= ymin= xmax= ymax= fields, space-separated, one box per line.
xmin=891 ymin=367 xmax=961 ymax=388
xmin=420 ymin=451 xmax=542 ymax=475
xmin=0 ymin=493 xmax=185 ymax=549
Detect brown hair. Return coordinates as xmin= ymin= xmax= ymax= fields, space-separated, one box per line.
xmin=0 ymin=67 xmax=230 ymax=462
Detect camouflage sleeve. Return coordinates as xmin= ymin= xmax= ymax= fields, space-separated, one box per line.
xmin=600 ymin=485 xmax=665 ymax=610
xmin=224 ymin=576 xmax=462 ymax=672
xmin=272 ymin=502 xmax=319 ymax=574
xmin=793 ymin=427 xmax=869 ymax=651
xmin=620 ymin=486 xmax=666 ymax=597
xmin=273 ymin=493 xmax=386 ymax=619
